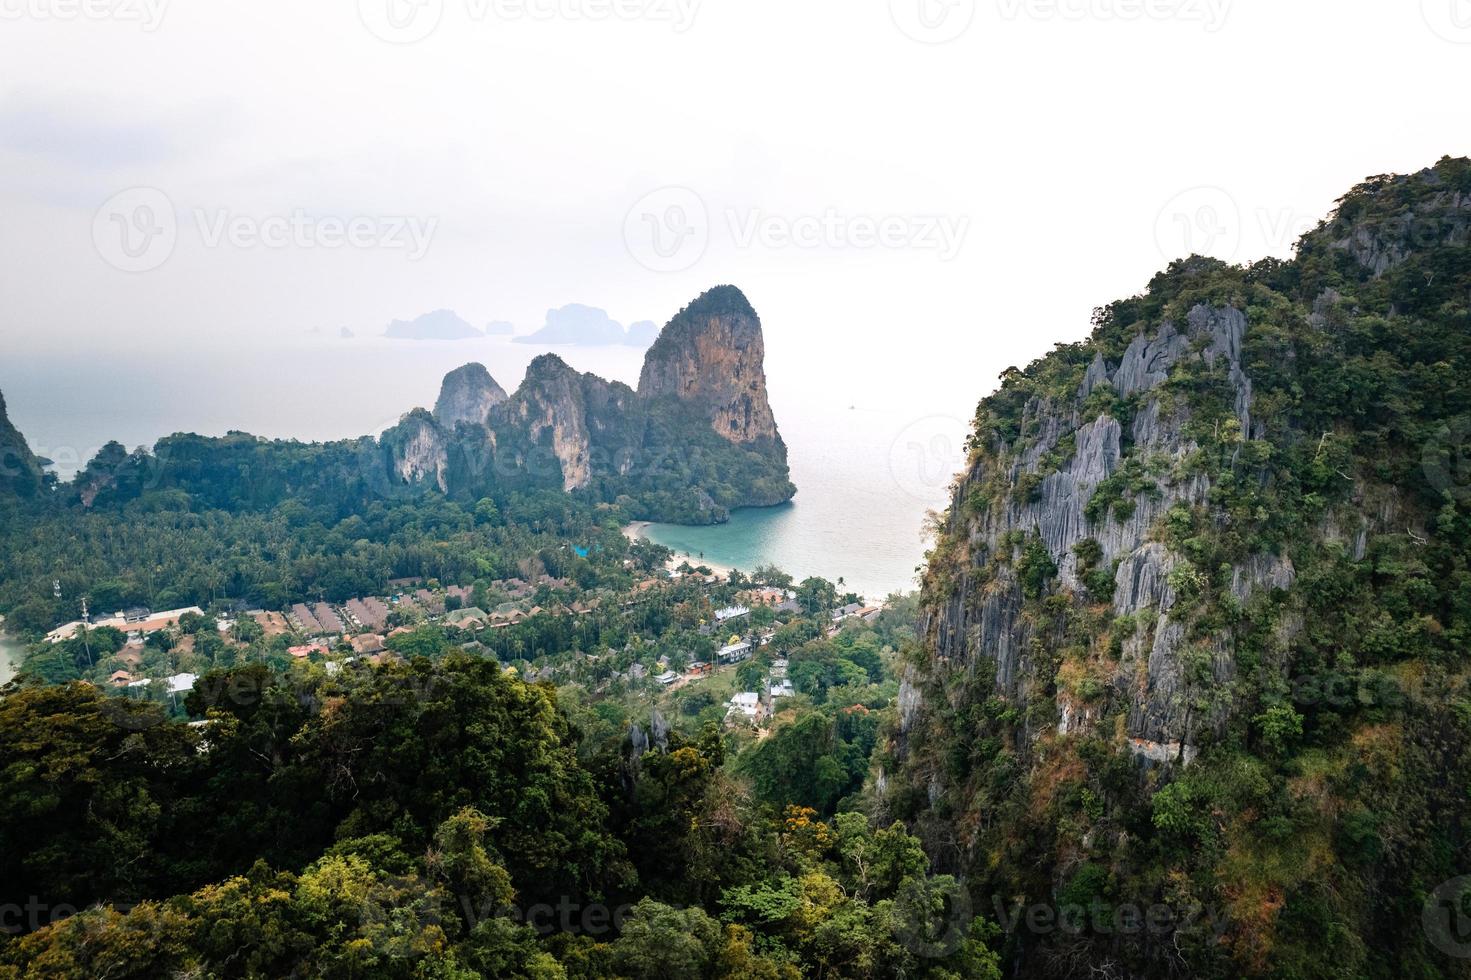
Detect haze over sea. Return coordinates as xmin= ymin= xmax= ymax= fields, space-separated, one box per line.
xmin=2 ymin=332 xmax=979 ymax=601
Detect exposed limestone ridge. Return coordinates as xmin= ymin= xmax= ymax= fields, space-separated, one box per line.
xmin=433 ymin=363 xmax=507 ymax=429
xmin=341 ymin=289 xmax=791 ymax=518
xmin=503 ymin=354 xmax=603 ymax=492
xmin=385 ymin=408 xmax=450 ymax=493
xmin=637 ymin=285 xmax=781 ymax=445
xmin=1311 ymin=160 xmax=1471 ymax=277
xmin=921 ymin=301 xmax=1286 ymax=763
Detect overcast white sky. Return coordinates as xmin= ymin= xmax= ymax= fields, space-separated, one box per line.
xmin=1 ymin=0 xmax=1469 ymax=405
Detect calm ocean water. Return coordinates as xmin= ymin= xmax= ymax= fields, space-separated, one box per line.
xmin=3 ymin=335 xmax=977 ymax=602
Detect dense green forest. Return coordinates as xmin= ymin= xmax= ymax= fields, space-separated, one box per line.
xmin=0 ymin=617 xmax=1004 ymax=978
xmin=884 ymin=157 xmax=1471 ymax=977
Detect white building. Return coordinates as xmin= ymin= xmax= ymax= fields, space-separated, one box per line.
xmin=726 ymin=691 xmax=761 ymax=722
xmin=717 ymin=641 xmax=752 ymax=664
xmin=715 ymin=605 xmax=751 ymax=623
xmin=127 ymin=672 xmax=198 ymax=694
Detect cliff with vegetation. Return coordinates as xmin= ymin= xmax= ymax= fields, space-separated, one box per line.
xmin=57 ymin=286 xmax=795 ymax=525
xmin=880 ymin=157 xmax=1471 ymax=977
xmin=0 ymin=392 xmax=43 ymax=500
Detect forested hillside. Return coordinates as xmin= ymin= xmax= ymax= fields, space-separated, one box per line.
xmin=881 ymin=157 xmax=1471 ymax=977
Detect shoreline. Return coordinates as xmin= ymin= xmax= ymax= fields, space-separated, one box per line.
xmin=622 ymin=521 xmax=742 ymax=581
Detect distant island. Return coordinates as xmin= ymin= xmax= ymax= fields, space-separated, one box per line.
xmin=515 ymin=303 xmax=661 ymax=348
xmin=384 ymin=310 xmax=482 ymax=340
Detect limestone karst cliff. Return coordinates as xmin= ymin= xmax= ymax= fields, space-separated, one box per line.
xmin=63 ymin=286 xmax=794 ymax=525
xmin=881 ymin=157 xmax=1471 ymax=977
xmin=638 ymin=284 xmax=781 ymax=445
xmin=432 ymin=363 xmax=508 ymax=429
xmin=374 ymin=285 xmax=792 ymax=521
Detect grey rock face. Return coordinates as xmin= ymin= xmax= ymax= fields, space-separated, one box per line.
xmin=638 ymin=287 xmax=782 ymax=445
xmin=1330 ymin=186 xmax=1470 ymax=278
xmin=433 ymin=363 xmax=508 ymax=429
xmin=921 ymin=304 xmax=1281 ymax=768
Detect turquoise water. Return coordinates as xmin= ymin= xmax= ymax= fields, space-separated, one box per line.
xmin=639 ymin=400 xmax=967 ymax=601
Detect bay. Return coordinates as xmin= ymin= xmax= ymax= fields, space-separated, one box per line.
xmin=3 ymin=333 xmax=979 ymax=603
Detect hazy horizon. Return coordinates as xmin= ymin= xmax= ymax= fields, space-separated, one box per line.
xmin=4 ymin=2 xmax=1468 ymax=397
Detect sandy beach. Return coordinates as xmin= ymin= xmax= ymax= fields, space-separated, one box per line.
xmin=623 ymin=522 xmax=742 ymax=580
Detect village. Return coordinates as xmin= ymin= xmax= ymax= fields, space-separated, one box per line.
xmin=37 ymin=560 xmax=887 ymax=733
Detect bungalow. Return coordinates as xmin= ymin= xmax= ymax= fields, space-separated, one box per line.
xmin=108 ymin=669 xmax=136 ymax=688
xmin=655 ymin=670 xmax=679 ymax=686
xmin=628 ymin=663 xmax=648 ymax=681
xmin=444 ymin=607 xmax=490 ymax=630
xmin=349 ymin=634 xmax=386 ymax=655
xmin=770 ymin=679 xmax=795 ymax=699
xmin=717 ymin=641 xmax=753 ymax=664
xmin=289 ymin=642 xmax=330 ymax=660
xmin=714 ymin=605 xmax=750 ymax=623
xmin=726 ymin=692 xmax=763 ymax=725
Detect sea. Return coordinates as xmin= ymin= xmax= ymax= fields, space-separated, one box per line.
xmin=3 ymin=335 xmax=981 ymax=602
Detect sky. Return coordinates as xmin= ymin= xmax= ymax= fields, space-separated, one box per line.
xmin=1 ymin=0 xmax=1469 ymax=425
